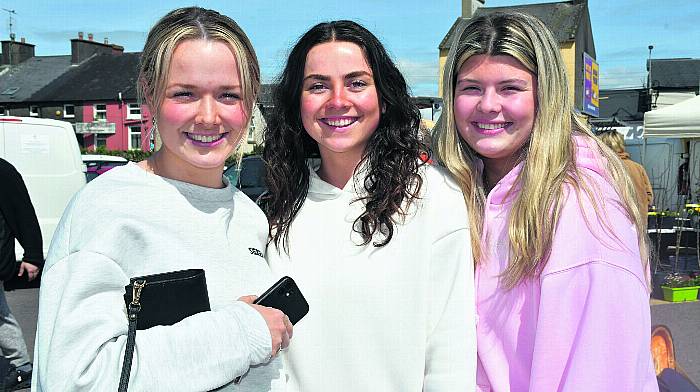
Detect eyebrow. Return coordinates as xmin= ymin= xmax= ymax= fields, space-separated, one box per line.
xmin=303 ymin=70 xmax=373 ymax=82
xmin=166 ymin=83 xmax=241 ymax=90
xmin=456 ymin=78 xmax=529 ymax=85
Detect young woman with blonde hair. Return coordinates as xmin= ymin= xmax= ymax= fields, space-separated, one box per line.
xmin=34 ymin=7 xmax=291 ymax=391
xmin=434 ymin=11 xmax=658 ymax=391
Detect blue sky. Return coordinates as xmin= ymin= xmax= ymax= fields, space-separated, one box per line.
xmin=2 ymin=0 xmax=699 ymax=96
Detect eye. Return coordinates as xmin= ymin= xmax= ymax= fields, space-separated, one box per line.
xmin=220 ymin=92 xmax=241 ymax=101
xmin=502 ymin=85 xmax=525 ymax=92
xmin=349 ymin=79 xmax=368 ymax=90
xmin=171 ymin=90 xmax=193 ymax=100
xmin=305 ymin=82 xmax=328 ymax=94
xmin=459 ymin=85 xmax=481 ymax=93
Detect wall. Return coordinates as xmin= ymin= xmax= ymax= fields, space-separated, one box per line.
xmin=81 ymin=101 xmax=151 ymax=151
xmin=560 ymin=42 xmax=577 ymax=107
xmin=438 ymin=49 xmax=449 ymax=98
xmin=240 ymin=105 xmax=266 ymax=154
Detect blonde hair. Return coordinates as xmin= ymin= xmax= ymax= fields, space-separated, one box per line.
xmin=599 ymin=131 xmax=626 ymax=154
xmin=434 ymin=11 xmax=648 ymax=288
xmin=138 ymin=7 xmax=260 ymax=125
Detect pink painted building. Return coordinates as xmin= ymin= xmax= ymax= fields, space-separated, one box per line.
xmin=80 ymin=102 xmax=153 ymax=151
xmin=0 ymin=34 xmax=155 ymax=152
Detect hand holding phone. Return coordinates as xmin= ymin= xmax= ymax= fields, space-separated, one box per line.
xmin=235 ymin=277 xmax=308 ymax=382
xmin=254 ymin=276 xmax=309 ymax=325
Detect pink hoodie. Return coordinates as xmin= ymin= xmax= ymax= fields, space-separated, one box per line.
xmin=475 ymin=135 xmax=658 ymax=391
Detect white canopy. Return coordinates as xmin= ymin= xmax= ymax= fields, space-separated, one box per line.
xmin=643 ymin=94 xmax=700 ymax=138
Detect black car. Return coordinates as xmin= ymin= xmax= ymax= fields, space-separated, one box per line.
xmin=224 ymin=155 xmax=266 ymax=202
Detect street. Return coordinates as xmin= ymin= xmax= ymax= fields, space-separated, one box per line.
xmin=5 ymin=288 xmax=38 ymax=392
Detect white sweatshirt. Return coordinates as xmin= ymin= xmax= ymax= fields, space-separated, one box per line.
xmin=33 ymin=163 xmax=284 ymax=391
xmin=267 ymin=163 xmax=476 ymax=391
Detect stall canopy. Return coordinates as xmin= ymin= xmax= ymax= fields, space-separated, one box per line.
xmin=643 ymin=95 xmax=700 ymax=138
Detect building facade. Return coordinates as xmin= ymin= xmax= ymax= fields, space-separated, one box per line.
xmin=0 ymin=33 xmax=266 ymax=153
xmin=438 ymin=0 xmax=597 ymax=115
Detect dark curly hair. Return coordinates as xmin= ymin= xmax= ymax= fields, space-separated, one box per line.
xmin=263 ymin=20 xmax=426 ymax=252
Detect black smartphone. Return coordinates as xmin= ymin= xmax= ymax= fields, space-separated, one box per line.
xmin=254 ymin=276 xmax=309 ymax=325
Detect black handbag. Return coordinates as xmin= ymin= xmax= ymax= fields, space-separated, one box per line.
xmin=118 ymin=269 xmax=210 ymax=392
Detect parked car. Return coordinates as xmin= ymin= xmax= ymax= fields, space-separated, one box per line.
xmin=0 ymin=116 xmax=86 ymax=259
xmin=82 ymin=155 xmax=128 ymax=182
xmin=224 ymin=155 xmax=266 ymax=202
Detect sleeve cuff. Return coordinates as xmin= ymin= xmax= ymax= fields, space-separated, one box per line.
xmin=225 ymin=302 xmax=272 ymax=365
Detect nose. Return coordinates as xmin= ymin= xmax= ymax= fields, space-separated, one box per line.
xmin=477 ymin=89 xmax=501 ymax=113
xmin=326 ymin=86 xmax=351 ymax=110
xmin=195 ymin=96 xmax=220 ymax=126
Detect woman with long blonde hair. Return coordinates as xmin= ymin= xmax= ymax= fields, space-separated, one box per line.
xmin=434 ymin=11 xmax=658 ymax=391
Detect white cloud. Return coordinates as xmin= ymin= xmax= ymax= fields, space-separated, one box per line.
xmin=600 ymin=65 xmax=647 ymax=89
xmin=395 ymin=58 xmax=440 ymax=97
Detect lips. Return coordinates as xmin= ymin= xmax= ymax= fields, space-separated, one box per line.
xmin=186 ymin=132 xmax=227 ymax=143
xmin=320 ymin=116 xmax=358 ymax=128
xmin=473 ymin=122 xmax=512 ymax=130
xmin=471 ymin=121 xmax=512 ymax=135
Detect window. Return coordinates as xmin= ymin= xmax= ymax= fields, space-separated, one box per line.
xmin=128 ymin=126 xmax=142 ymax=150
xmin=96 ymin=134 xmax=109 ymax=148
xmin=29 ymin=106 xmax=39 ymax=117
xmin=63 ymin=104 xmax=75 ymax=118
xmin=247 ymin=123 xmax=256 ymax=143
xmin=0 ymin=106 xmax=7 ymax=116
xmin=94 ymin=104 xmax=107 ymax=121
xmin=126 ymin=103 xmax=141 ymax=120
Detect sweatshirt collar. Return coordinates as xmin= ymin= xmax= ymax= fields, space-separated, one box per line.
xmin=485 ymin=160 xmax=523 ymax=206
xmin=484 ymin=135 xmax=607 ymax=206
xmin=307 ymin=159 xmax=369 ymax=199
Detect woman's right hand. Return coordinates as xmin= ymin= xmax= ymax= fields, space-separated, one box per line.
xmin=238 ymin=295 xmax=293 ymax=358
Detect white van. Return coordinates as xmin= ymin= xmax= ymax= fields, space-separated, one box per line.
xmin=0 ymin=116 xmax=86 ymax=258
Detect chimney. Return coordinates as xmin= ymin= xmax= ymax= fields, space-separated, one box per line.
xmin=71 ymin=32 xmax=122 ymax=63
xmin=462 ymin=0 xmax=485 ymax=18
xmin=1 ymin=36 xmax=36 ymax=65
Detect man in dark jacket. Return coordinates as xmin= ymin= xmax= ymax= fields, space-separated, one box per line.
xmin=0 ymin=158 xmax=43 ymax=390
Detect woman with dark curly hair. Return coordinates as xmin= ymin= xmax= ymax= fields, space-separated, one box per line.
xmin=263 ymin=20 xmax=475 ymax=391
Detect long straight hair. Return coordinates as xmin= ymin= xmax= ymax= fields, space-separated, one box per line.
xmin=434 ymin=11 xmax=649 ymax=288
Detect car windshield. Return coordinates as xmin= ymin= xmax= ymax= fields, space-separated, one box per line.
xmin=239 ymin=159 xmax=265 ymax=188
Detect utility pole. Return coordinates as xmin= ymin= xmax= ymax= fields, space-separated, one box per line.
xmin=647 ymin=45 xmax=654 ymax=110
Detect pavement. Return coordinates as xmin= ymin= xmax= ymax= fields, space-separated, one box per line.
xmin=5 ymin=288 xmax=38 ymax=392
xmin=4 ymin=287 xmax=700 ymax=389
xmin=651 ymin=299 xmax=700 ymax=385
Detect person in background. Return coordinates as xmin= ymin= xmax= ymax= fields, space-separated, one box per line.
xmin=434 ymin=11 xmax=658 ymax=391
xmin=0 ymin=158 xmax=42 ymax=390
xmin=33 ymin=7 xmax=291 ymax=391
xmin=263 ymin=20 xmax=475 ymax=391
xmin=600 ymin=130 xmax=654 ymax=215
